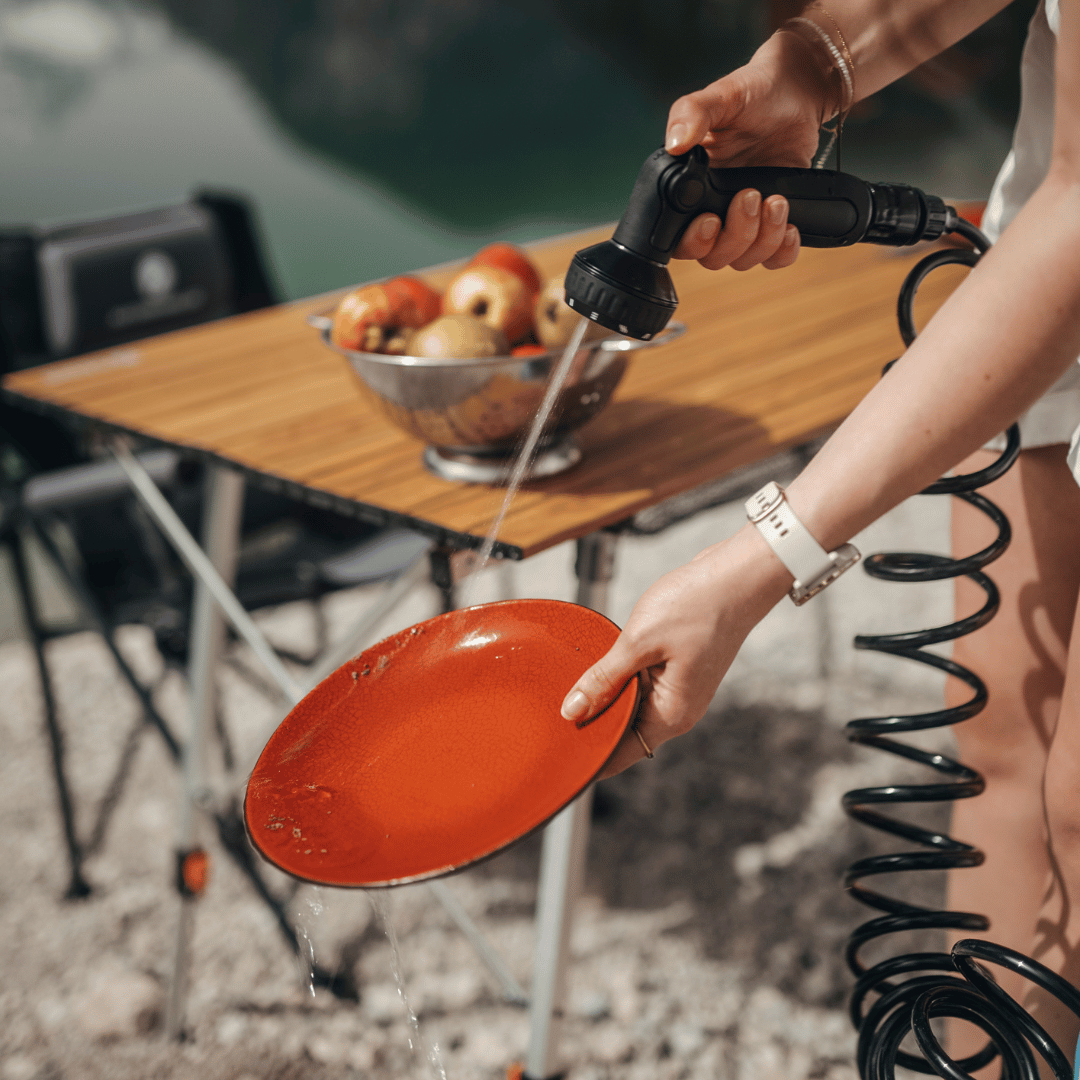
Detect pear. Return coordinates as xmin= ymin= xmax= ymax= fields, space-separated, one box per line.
xmin=534 ymin=277 xmax=610 ymax=349
xmin=409 ymin=314 xmax=509 ymax=359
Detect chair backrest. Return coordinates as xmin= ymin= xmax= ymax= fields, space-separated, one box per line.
xmin=1 ymin=190 xmax=278 ymax=371
xmin=0 ymin=190 xmax=278 ymax=471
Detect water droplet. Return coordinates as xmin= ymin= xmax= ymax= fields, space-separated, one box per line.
xmin=294 ymin=885 xmax=325 ymax=997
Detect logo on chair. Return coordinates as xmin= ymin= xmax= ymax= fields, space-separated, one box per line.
xmin=105 ymin=248 xmax=207 ymax=330
xmin=134 ymin=250 xmax=179 ymax=300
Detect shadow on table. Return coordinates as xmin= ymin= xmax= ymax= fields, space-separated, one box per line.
xmin=525 ymin=398 xmax=781 ymax=498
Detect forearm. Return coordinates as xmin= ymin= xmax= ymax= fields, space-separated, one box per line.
xmin=796 ymin=0 xmax=1013 ymax=104
xmin=786 ymin=171 xmax=1080 ymax=553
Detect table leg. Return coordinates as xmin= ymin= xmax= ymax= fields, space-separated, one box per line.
xmin=525 ymin=530 xmax=618 ymax=1080
xmin=165 ymin=464 xmax=245 ymax=1039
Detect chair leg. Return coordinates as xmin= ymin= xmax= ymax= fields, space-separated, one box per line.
xmin=6 ymin=529 xmax=91 ymax=899
xmin=28 ymin=517 xmax=182 ymax=760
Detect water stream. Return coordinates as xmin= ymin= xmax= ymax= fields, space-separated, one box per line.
xmin=368 ymin=891 xmax=449 ymax=1080
xmin=464 ymin=317 xmax=591 ymax=599
xmin=294 ymin=885 xmax=326 ymax=997
xmin=289 ymin=326 xmax=591 ymax=1073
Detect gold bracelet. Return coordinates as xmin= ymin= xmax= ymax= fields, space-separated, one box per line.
xmin=779 ymin=13 xmax=855 ymax=120
xmin=812 ymin=5 xmax=854 ymax=87
xmin=632 ymin=725 xmax=654 ymax=759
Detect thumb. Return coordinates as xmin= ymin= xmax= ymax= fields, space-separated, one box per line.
xmin=561 ymin=634 xmax=640 ymax=727
xmin=665 ymin=79 xmax=744 ymax=154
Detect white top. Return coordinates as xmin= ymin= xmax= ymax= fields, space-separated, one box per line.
xmin=977 ymin=0 xmax=1080 ymax=468
xmin=982 ymin=0 xmax=1058 ymax=243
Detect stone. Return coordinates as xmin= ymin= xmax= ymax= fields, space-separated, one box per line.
xmin=215 ymin=1013 xmax=247 ymax=1047
xmin=667 ymin=1021 xmax=706 ymax=1057
xmin=347 ymin=1041 xmax=377 ymax=1071
xmin=74 ymin=964 xmax=162 ymax=1042
xmin=1 ymin=1055 xmax=40 ymax=1080
xmin=361 ymin=982 xmax=403 ymax=1025
xmin=577 ymin=990 xmax=611 ymax=1021
xmin=590 ymin=1023 xmax=633 ymax=1064
xmin=305 ymin=1033 xmax=349 ymax=1065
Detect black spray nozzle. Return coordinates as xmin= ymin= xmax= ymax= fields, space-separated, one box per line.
xmin=564 ymin=145 xmax=951 ymax=341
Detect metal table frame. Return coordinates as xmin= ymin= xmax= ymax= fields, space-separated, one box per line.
xmin=110 ymin=439 xmax=605 ymax=1073
xmin=110 ymin=431 xmax=820 ymax=1076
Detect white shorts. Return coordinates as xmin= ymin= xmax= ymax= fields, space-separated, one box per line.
xmin=984 ymin=361 xmax=1080 ymax=458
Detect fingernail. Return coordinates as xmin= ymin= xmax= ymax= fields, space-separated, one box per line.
xmin=784 ymin=225 xmax=798 ymax=246
xmin=666 ymin=123 xmax=689 ymax=151
xmin=768 ymin=198 xmax=788 ymax=225
xmin=743 ymin=190 xmax=761 ymax=217
xmin=700 ymin=215 xmax=720 ymax=241
xmin=561 ymin=689 xmax=588 ymax=722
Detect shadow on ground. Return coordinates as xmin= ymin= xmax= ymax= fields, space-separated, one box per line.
xmin=483 ymin=699 xmax=951 ymax=1012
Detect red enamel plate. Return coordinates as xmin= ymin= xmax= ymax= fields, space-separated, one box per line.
xmin=244 ymin=599 xmax=637 ymax=888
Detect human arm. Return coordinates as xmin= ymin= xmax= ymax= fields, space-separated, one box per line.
xmin=566 ymin=0 xmax=1080 ymax=777
xmin=672 ymin=0 xmax=1014 ymax=269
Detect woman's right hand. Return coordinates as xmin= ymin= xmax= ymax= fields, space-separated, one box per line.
xmin=667 ymin=29 xmax=836 ymax=271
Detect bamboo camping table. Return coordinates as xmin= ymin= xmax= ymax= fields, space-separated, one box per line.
xmin=2 ymin=228 xmax=964 ymax=561
xmin=2 ymin=226 xmax=965 ymax=1074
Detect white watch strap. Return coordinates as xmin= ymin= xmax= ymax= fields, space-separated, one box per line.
xmin=745 ymin=482 xmax=833 ymax=585
xmin=745 ymin=482 xmax=860 ymax=605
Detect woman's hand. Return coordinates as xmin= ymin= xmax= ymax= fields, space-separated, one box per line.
xmin=667 ymin=29 xmax=835 ymax=271
xmin=561 ymin=527 xmax=792 ymax=778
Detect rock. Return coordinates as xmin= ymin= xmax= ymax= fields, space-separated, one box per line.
xmin=667 ymin=1021 xmax=706 ymax=1057
xmin=305 ymin=1032 xmax=349 ymax=1065
xmin=576 ymin=990 xmax=611 ymax=1021
xmin=74 ymin=964 xmax=162 ymax=1042
xmin=33 ymin=995 xmax=67 ymax=1032
xmin=1 ymin=1054 xmax=40 ymax=1080
xmin=590 ymin=1022 xmax=633 ymax=1063
xmin=215 ymin=1013 xmax=247 ymax=1047
xmin=347 ymin=1040 xmax=377 ymax=1071
xmin=362 ymin=982 xmax=403 ymax=1025
xmin=466 ymin=1028 xmax=513 ymax=1070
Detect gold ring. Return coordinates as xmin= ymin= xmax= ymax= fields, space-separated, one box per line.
xmin=633 ymin=725 xmax=654 ymax=759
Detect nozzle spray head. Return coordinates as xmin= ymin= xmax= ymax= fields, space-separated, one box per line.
xmin=564 ymin=146 xmax=950 ymax=341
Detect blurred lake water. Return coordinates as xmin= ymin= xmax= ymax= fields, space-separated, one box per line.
xmin=0 ymin=0 xmax=1031 ymax=300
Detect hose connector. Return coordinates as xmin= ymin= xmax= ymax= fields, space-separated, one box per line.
xmin=865 ymin=183 xmax=950 ymax=246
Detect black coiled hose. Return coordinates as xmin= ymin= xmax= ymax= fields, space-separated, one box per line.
xmin=842 ymin=214 xmax=1080 ymax=1079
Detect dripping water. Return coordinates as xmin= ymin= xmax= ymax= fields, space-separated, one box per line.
xmin=368 ymin=890 xmax=448 ymax=1080
xmin=464 ymin=317 xmax=591 ymax=597
xmin=294 ymin=885 xmax=325 ymax=996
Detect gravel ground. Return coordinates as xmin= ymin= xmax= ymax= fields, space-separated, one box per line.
xmin=0 ymin=498 xmax=959 ymax=1080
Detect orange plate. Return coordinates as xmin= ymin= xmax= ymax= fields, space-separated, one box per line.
xmin=244 ymin=599 xmax=637 ymax=888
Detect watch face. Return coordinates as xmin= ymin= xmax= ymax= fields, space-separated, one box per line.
xmin=37 ymin=203 xmax=233 ymax=358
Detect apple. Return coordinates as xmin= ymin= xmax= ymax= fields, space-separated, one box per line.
xmin=443 ymin=265 xmax=533 ymax=345
xmin=533 ymin=276 xmax=609 ymax=350
xmin=331 ymin=275 xmax=441 ymax=353
xmin=410 ymin=314 xmax=509 ymax=359
xmin=467 ymin=242 xmax=542 ymax=298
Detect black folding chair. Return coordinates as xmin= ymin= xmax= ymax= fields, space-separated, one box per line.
xmin=0 ymin=193 xmax=425 ymax=998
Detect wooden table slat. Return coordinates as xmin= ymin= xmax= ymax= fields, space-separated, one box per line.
xmin=3 ymin=229 xmax=964 ymax=558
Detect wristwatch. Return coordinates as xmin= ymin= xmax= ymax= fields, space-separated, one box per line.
xmin=745 ymin=482 xmax=860 ymax=605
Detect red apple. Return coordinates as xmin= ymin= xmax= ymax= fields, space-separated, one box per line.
xmin=467 ymin=242 xmax=542 ymax=298
xmin=331 ymin=275 xmax=441 ymax=353
xmin=443 ymin=264 xmax=533 ymax=345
